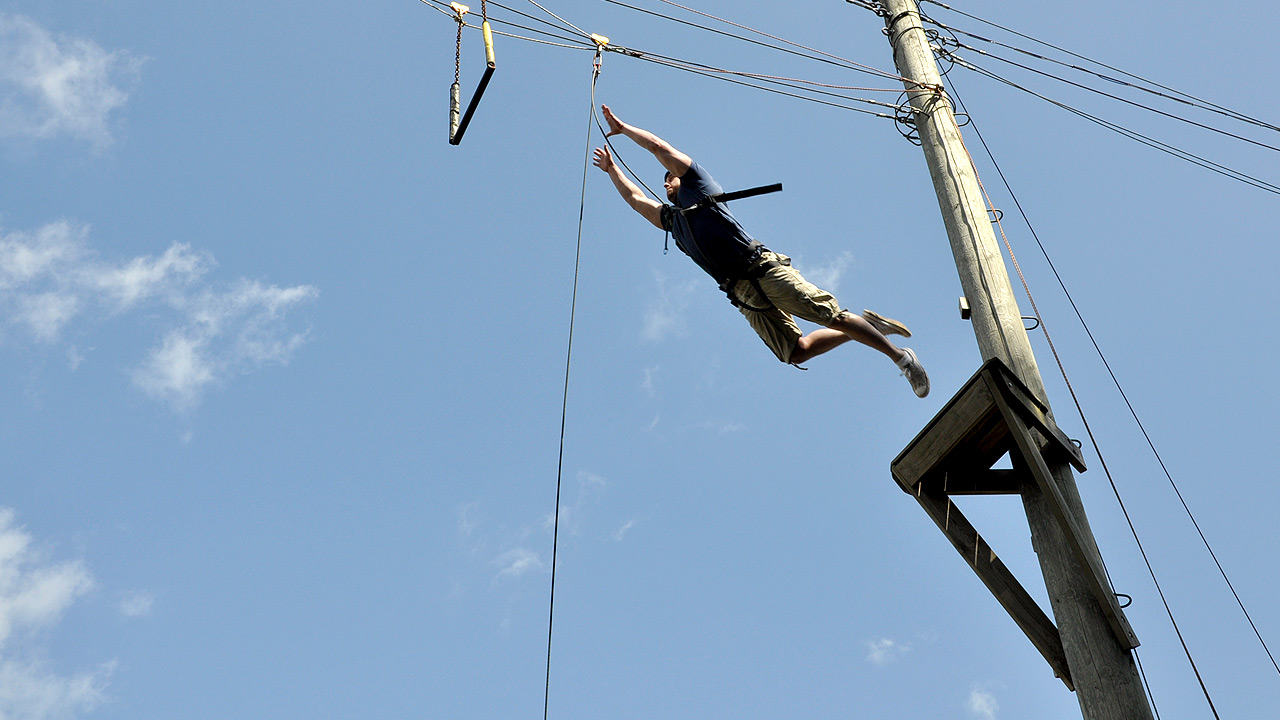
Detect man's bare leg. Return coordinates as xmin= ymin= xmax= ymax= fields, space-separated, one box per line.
xmin=790 ymin=312 xmax=904 ymax=365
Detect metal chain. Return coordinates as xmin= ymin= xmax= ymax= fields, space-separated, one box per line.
xmin=455 ymin=18 xmax=463 ymax=85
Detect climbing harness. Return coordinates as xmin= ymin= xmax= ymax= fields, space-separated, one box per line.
xmin=718 ymin=248 xmax=788 ymax=313
xmin=673 ymin=183 xmax=785 ymax=313
xmin=448 ymin=1 xmax=496 ymax=145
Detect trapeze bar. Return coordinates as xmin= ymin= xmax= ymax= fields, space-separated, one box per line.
xmin=450 ymin=19 xmax=496 ymax=146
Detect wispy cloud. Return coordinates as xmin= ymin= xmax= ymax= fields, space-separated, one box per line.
xmin=0 ymin=221 xmax=318 ymax=409
xmin=612 ymin=516 xmax=642 ymax=541
xmin=799 ymin=250 xmax=855 ymax=294
xmin=968 ymin=687 xmax=999 ymax=720
xmin=640 ymin=365 xmax=660 ymax=398
xmin=492 ymin=548 xmax=543 ymax=580
xmin=865 ymin=637 xmax=911 ymax=666
xmin=543 ymin=472 xmax=606 ymax=539
xmin=0 ymin=508 xmax=111 ymax=720
xmin=696 ymin=419 xmax=745 ymax=435
xmin=642 ymin=271 xmax=698 ymax=343
xmin=132 ymin=279 xmax=318 ymax=409
xmin=118 ymin=591 xmax=153 ymax=618
xmin=0 ymin=13 xmax=143 ymax=149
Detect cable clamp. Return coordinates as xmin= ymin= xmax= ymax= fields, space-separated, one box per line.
xmin=591 ymin=33 xmax=608 ymax=71
xmin=450 ymin=2 xmax=469 ymax=18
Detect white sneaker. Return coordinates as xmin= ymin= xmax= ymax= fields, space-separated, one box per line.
xmin=897 ymin=348 xmax=930 ymax=398
xmin=862 ymin=309 xmax=912 ymax=338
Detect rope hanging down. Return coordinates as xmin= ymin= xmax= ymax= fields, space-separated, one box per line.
xmin=544 ymin=36 xmax=607 ymax=720
xmin=449 ymin=1 xmax=497 ymax=145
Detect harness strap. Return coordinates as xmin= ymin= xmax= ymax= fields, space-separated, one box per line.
xmin=720 ymin=254 xmax=789 ymax=313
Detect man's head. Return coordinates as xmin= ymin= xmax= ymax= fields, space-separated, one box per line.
xmin=663 ymin=170 xmax=680 ymax=203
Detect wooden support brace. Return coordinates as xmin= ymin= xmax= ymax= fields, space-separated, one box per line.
xmin=985 ymin=378 xmax=1140 ymax=650
xmin=939 ymin=469 xmax=1023 ymax=496
xmin=912 ymin=477 xmax=1073 ymax=689
xmin=890 ymin=358 xmax=1137 ymax=687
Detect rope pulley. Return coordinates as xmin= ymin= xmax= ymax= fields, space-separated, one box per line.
xmin=448 ymin=1 xmax=496 ymax=145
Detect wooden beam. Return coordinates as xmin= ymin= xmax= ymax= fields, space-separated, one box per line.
xmin=987 ymin=378 xmax=1141 ymax=650
xmin=986 ymin=364 xmax=1087 ymax=473
xmin=910 ymin=479 xmax=1074 ymax=689
xmin=939 ymin=468 xmax=1024 ymax=495
xmin=892 ymin=365 xmax=1010 ymax=492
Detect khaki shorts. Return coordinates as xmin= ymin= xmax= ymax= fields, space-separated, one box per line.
xmin=728 ymin=251 xmax=845 ymax=363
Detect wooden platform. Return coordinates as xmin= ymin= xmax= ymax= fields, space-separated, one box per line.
xmin=891 ymin=359 xmax=1139 ymax=691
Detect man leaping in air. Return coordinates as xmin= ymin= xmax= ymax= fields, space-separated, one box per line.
xmin=592 ymin=105 xmax=930 ymax=398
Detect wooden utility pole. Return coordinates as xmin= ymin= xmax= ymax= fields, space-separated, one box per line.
xmin=877 ymin=2 xmax=1155 ymax=718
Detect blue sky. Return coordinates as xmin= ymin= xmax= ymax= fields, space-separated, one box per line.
xmin=1 ymin=1 xmax=1277 ymax=718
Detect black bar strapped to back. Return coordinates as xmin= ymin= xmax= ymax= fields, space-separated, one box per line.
xmin=681 ymin=182 xmax=782 ymax=214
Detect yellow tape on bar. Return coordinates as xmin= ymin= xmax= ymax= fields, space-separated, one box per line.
xmin=482 ymin=21 xmax=495 ymax=69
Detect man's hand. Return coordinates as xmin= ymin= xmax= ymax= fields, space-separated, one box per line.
xmin=592 ymin=145 xmax=615 ymax=173
xmin=600 ymin=104 xmax=625 ymax=137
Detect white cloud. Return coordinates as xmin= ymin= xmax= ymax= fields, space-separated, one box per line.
xmin=543 ymin=472 xmax=607 ymax=539
xmin=0 ymin=510 xmax=93 ymax=648
xmin=0 ymin=660 xmax=112 ymax=720
xmin=0 ymin=508 xmax=110 ymax=720
xmin=0 ymin=13 xmax=143 ymax=148
xmin=968 ymin=687 xmax=999 ymax=720
xmin=642 ymin=271 xmax=697 ymax=343
xmin=88 ymin=243 xmax=209 ymax=310
xmin=118 ymin=592 xmax=153 ymax=618
xmin=133 ymin=279 xmax=317 ymax=409
xmin=799 ymin=250 xmax=855 ymax=294
xmin=696 ymin=419 xmax=744 ymax=434
xmin=492 ymin=548 xmax=543 ymax=580
xmin=16 ymin=292 xmax=78 ymax=342
xmin=640 ymin=365 xmax=660 ymax=398
xmin=865 ymin=637 xmax=911 ymax=666
xmin=0 ymin=221 xmax=86 ymax=292
xmin=612 ymin=516 xmax=641 ymax=541
xmin=130 ymin=331 xmax=215 ymax=409
xmin=456 ymin=504 xmax=478 ymax=544
xmin=0 ymin=221 xmax=318 ymax=409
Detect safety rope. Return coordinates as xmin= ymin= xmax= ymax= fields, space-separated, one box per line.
xmin=544 ymin=42 xmax=604 ymax=720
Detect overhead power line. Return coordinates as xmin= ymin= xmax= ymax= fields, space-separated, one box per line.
xmin=422 ymin=0 xmax=913 ymax=119
xmin=934 ymin=35 xmax=1280 ymax=154
xmin=840 ymin=0 xmax=1280 ymax=195
xmin=917 ymin=0 xmax=1280 ymax=134
xmin=949 ymin=55 xmax=1280 ymax=195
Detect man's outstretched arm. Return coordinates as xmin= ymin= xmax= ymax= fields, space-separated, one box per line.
xmin=593 ymin=145 xmax=663 ymax=229
xmin=600 ymin=105 xmax=692 ymax=179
